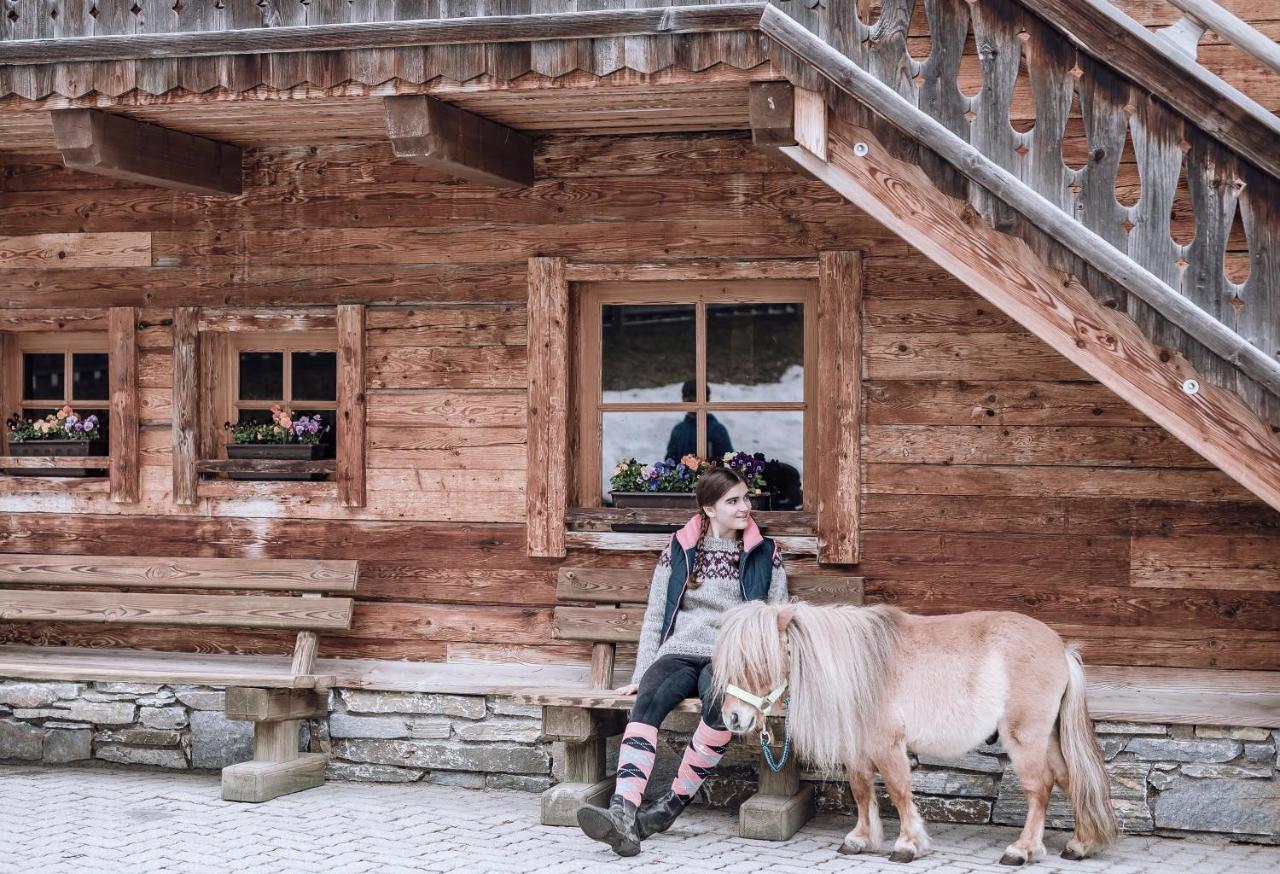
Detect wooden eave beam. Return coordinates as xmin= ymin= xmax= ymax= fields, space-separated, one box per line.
xmin=778 ymin=115 xmax=1280 ymax=512
xmin=760 ymin=7 xmax=1280 ymax=400
xmin=747 ymin=82 xmax=818 ymax=180
xmin=383 ymin=95 xmax=534 ymax=189
xmin=51 ymin=109 xmax=242 ymax=196
xmin=0 ymin=5 xmax=768 ymax=65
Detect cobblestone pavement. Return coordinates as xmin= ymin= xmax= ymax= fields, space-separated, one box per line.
xmin=2 ymin=763 xmax=1276 ymax=874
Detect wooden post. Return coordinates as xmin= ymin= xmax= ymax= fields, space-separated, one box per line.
xmin=527 ymin=256 xmax=571 ymax=558
xmin=221 ymin=685 xmax=328 ymax=803
xmin=171 ymin=307 xmax=200 ymax=506
xmin=384 ymin=94 xmax=534 ymax=188
xmin=539 ymin=706 xmax=618 ymax=826
xmin=107 ymin=307 xmax=139 ymax=504
xmin=739 ymin=714 xmax=815 ymax=840
xmin=0 ymin=333 xmax=12 ymax=456
xmin=747 ymin=81 xmax=817 ymax=179
xmin=336 ymin=304 xmax=367 ymax=508
xmin=816 ymin=251 xmax=863 ymax=565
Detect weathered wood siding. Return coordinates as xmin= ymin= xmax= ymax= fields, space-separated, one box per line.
xmin=1 ymin=131 xmax=1277 ymax=670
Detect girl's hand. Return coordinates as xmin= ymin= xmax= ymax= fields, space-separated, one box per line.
xmin=614 ymin=682 xmax=639 ymax=696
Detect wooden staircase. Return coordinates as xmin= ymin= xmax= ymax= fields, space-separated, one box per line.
xmin=756 ymin=0 xmax=1280 ymax=509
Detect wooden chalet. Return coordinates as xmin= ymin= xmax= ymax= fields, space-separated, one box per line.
xmin=0 ymin=0 xmax=1278 ymax=831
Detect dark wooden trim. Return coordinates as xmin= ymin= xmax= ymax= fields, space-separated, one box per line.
xmin=0 ymin=5 xmax=768 ymax=65
xmin=759 ymin=6 xmax=1280 ymax=400
xmin=51 ymin=109 xmax=242 ymax=197
xmin=384 ymin=96 xmax=534 ymax=189
xmin=195 ymin=459 xmax=337 ymax=475
xmin=336 ymin=304 xmax=367 ymax=509
xmin=107 ymin=306 xmax=139 ymax=504
xmin=172 ymin=307 xmax=200 ymax=507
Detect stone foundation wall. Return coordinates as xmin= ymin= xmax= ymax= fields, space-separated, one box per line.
xmin=3 ymin=681 xmax=1275 ymax=844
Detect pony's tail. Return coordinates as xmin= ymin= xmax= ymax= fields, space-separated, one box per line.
xmin=1058 ymin=645 xmax=1119 ymax=856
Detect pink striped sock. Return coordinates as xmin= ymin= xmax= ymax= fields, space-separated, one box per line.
xmin=672 ymin=719 xmax=732 ymax=801
xmin=615 ymin=722 xmax=660 ymax=806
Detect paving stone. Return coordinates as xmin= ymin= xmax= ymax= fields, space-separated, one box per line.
xmin=95 ymin=743 xmax=188 ymax=769
xmin=0 ymin=682 xmax=84 ymax=708
xmin=1154 ymin=776 xmax=1280 ymax=837
xmin=43 ymin=728 xmax=92 ymax=763
xmin=339 ymin=690 xmax=486 ymax=719
xmin=0 ymin=718 xmax=44 ymax=760
xmin=333 ymin=738 xmax=550 ymax=774
xmin=189 ymin=709 xmax=253 ymax=770
xmin=1125 ymin=737 xmax=1241 ymax=763
xmin=139 ymin=706 xmax=188 ymax=730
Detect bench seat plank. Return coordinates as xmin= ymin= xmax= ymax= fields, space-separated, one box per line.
xmin=0 ymin=554 xmax=359 ymax=592
xmin=0 ymin=591 xmax=354 ymax=630
xmin=0 ymin=645 xmax=336 ymax=689
xmin=556 ymin=568 xmax=863 ymax=605
xmin=513 ymin=667 xmax=1280 ymax=728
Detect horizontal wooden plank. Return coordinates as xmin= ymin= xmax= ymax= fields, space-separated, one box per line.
xmin=553 ymin=605 xmax=646 ymax=643
xmin=0 ymin=591 xmax=354 ymax=630
xmin=1056 ymin=623 xmax=1280 ymax=672
xmin=564 ymin=507 xmax=816 ymax=534
xmin=0 ymin=456 xmax=110 ymax=469
xmin=865 ymin=380 xmax=1152 ymax=427
xmin=864 ymin=297 xmax=1021 ymax=333
xmin=867 ymin=463 xmax=1257 ymax=501
xmin=0 ymin=645 xmax=331 ymax=689
xmin=0 ymin=554 xmax=359 ymax=592
xmin=1131 ymin=535 xmax=1280 ymax=591
xmin=195 ymin=459 xmax=337 ymax=474
xmin=367 ymin=344 xmax=527 ymax=390
xmin=865 ymin=332 xmax=1092 ymax=381
xmin=366 ymin=305 xmax=526 ymax=346
xmin=555 ymin=567 xmax=862 ymax=604
xmin=0 ymin=232 xmax=150 ymax=268
xmin=366 ymin=389 xmax=527 ymax=428
xmin=563 ymin=530 xmax=817 ymax=555
xmin=864 ymin=425 xmax=1209 ymax=468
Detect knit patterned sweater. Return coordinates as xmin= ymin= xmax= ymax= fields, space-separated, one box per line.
xmin=630 ymin=534 xmax=789 ymax=685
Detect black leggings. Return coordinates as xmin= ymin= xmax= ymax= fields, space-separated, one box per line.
xmin=630 ymin=653 xmax=725 ymax=730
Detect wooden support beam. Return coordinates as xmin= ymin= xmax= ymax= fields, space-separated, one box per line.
xmin=384 ymin=95 xmax=534 ymax=189
xmin=171 ymin=307 xmax=199 ymax=506
xmin=107 ymin=307 xmax=138 ymax=504
xmin=747 ymin=82 xmax=817 ymax=179
xmin=336 ymin=304 xmax=367 ymax=508
xmin=816 ymin=251 xmax=862 ymax=565
xmin=778 ymin=120 xmax=1280 ymax=512
xmin=526 ymin=256 xmax=570 ymax=558
xmin=51 ymin=109 xmax=242 ymax=196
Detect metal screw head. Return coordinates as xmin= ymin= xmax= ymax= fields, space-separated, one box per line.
xmin=853 ymin=142 xmax=870 ymax=157
xmin=1181 ymin=378 xmax=1200 ymax=395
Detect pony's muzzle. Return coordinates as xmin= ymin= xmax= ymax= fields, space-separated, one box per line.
xmin=723 ymin=708 xmax=757 ymax=735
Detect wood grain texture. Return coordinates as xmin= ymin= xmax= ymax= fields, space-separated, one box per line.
xmin=336 ymin=304 xmax=367 ymax=508
xmin=0 ymin=233 xmax=150 ymax=268
xmin=107 ymin=306 xmax=139 ymax=504
xmin=526 ymin=256 xmax=569 ymax=558
xmin=0 ymin=591 xmax=354 ymax=631
xmin=816 ymin=249 xmax=862 ymax=564
xmin=384 ymin=94 xmax=534 ymax=188
xmin=171 ymin=306 xmax=199 ymax=506
xmin=0 ymin=554 xmax=358 ymax=591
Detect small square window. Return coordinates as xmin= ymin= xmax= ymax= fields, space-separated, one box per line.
xmin=292 ymin=351 xmax=337 ymax=401
xmin=23 ymin=353 xmax=65 ymax=401
xmin=71 ymin=352 xmax=111 ymax=402
xmin=238 ymin=351 xmax=284 ymax=400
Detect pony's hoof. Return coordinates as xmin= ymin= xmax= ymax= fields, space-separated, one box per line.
xmin=998 ymin=852 xmax=1028 ymax=866
xmin=838 ymin=838 xmax=868 ymax=855
xmin=1060 ymin=846 xmax=1087 ymax=861
xmin=888 ymin=849 xmax=916 ymax=864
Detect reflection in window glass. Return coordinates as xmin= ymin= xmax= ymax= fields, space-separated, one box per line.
xmin=22 ymin=353 xmax=64 ymax=400
xmin=601 ymin=410 xmax=691 ymax=503
xmin=71 ymin=353 xmax=110 ymax=401
xmin=601 ymin=304 xmax=695 ymax=402
xmin=706 ymin=303 xmax=804 ymax=402
xmin=291 ymin=351 xmax=337 ymax=401
xmin=238 ymin=352 xmax=284 ymax=401
xmin=710 ymin=411 xmax=804 ymax=511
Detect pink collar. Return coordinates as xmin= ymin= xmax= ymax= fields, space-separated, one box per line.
xmin=674 ymin=514 xmax=764 ymax=553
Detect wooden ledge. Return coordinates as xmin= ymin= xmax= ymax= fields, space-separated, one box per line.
xmin=0 ymin=646 xmax=335 ymax=690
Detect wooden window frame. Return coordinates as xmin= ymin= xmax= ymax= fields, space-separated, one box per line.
xmin=526 ymin=257 xmax=862 ymax=563
xmin=573 ymin=279 xmax=818 ymax=512
xmin=0 ymin=310 xmax=139 ymax=503
xmin=171 ymin=306 xmax=366 ymax=507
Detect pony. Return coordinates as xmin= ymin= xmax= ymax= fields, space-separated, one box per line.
xmin=712 ymin=601 xmax=1118 ymax=865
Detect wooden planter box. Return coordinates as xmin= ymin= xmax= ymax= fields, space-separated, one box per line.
xmin=4 ymin=439 xmax=109 ymax=477
xmin=225 ymin=443 xmax=332 ymax=481
xmin=609 ymin=491 xmax=775 ymax=511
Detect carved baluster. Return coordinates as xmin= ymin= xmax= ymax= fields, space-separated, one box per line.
xmin=918 ymin=0 xmax=971 ymax=197
xmin=1237 ymin=165 xmax=1280 ymax=425
xmin=967 ymin=0 xmax=1023 ymax=229
xmin=1020 ymin=17 xmax=1073 ymax=214
xmin=1127 ymin=93 xmax=1186 ymax=345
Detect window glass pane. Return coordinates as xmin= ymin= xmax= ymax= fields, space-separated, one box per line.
xmin=22 ymin=353 xmax=64 ymax=401
xmin=71 ymin=353 xmax=110 ymax=401
xmin=291 ymin=351 xmax=337 ymax=402
xmin=238 ymin=352 xmax=284 ymax=401
xmin=708 ymin=411 xmax=804 ymax=511
xmin=706 ymin=303 xmax=804 ymax=402
xmin=601 ymin=410 xmax=693 ymax=503
xmin=601 ymin=304 xmax=695 ymax=403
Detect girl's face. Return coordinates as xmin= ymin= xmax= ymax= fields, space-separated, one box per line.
xmin=703 ymin=481 xmax=752 ymax=532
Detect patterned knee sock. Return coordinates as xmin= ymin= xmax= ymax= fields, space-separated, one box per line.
xmin=615 ymin=722 xmax=660 ymax=806
xmin=672 ymin=719 xmax=732 ymax=801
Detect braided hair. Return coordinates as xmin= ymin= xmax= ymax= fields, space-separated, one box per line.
xmin=689 ymin=467 xmax=747 ymax=589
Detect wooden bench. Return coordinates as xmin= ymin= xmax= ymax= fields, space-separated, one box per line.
xmin=0 ymin=553 xmax=356 ymax=802
xmin=513 ymin=565 xmax=863 ymax=841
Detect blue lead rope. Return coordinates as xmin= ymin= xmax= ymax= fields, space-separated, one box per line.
xmin=760 ymin=698 xmax=792 ymax=773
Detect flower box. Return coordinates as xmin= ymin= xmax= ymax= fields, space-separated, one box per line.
xmin=4 ymin=439 xmax=109 ymax=477
xmin=225 ymin=442 xmax=332 ymax=481
xmin=608 ymin=490 xmax=775 ymax=511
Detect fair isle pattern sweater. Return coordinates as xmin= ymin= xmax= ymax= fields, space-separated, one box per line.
xmin=630 ymin=534 xmax=789 ymax=685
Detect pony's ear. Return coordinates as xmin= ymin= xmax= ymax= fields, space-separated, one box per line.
xmin=776 ymin=603 xmax=797 ymax=635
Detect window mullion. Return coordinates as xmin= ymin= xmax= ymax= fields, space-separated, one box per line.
xmin=695 ymin=300 xmax=706 ymax=458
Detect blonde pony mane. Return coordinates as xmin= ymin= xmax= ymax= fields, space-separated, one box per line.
xmin=713 ymin=601 xmax=903 ymax=773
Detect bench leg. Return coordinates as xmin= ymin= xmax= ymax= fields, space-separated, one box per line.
xmin=221 ymin=688 xmax=327 ymax=803
xmin=739 ymin=719 xmax=814 ymax=840
xmin=542 ymin=737 xmax=614 ymax=826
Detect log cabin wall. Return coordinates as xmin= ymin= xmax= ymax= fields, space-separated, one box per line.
xmin=1 ymin=128 xmax=1277 ymax=671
